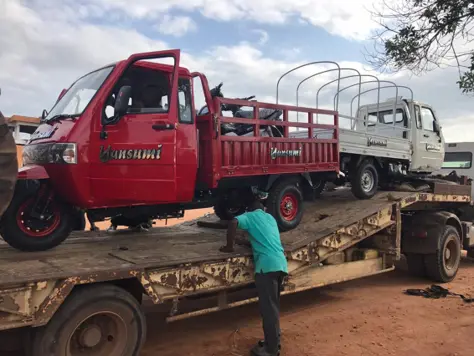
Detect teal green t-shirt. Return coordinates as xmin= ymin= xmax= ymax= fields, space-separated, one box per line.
xmin=235 ymin=209 xmax=288 ymax=274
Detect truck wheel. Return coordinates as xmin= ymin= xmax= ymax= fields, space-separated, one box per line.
xmin=351 ymin=159 xmax=379 ymax=199
xmin=0 ymin=192 xmax=73 ymax=251
xmin=214 ymin=199 xmax=246 ymax=220
xmin=267 ymin=179 xmax=304 ymax=232
xmin=30 ymin=284 xmax=146 ymax=356
xmin=405 ymin=253 xmax=426 ymax=277
xmin=424 ymin=226 xmax=461 ymax=283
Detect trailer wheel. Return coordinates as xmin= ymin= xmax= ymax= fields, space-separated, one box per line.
xmin=351 ymin=159 xmax=379 ymax=199
xmin=405 ymin=253 xmax=426 ymax=277
xmin=424 ymin=226 xmax=461 ymax=283
xmin=30 ymin=284 xmax=146 ymax=356
xmin=0 ymin=191 xmax=73 ymax=251
xmin=267 ymin=179 xmax=304 ymax=232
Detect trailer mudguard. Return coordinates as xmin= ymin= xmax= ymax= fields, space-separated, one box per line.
xmin=17 ymin=164 xmax=49 ymax=180
xmin=401 ymin=211 xmax=463 ymax=254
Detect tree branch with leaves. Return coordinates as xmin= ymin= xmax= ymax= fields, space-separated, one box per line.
xmin=366 ymin=0 xmax=474 ymax=93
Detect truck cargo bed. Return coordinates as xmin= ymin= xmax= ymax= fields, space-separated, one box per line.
xmin=0 ymin=188 xmax=468 ymax=287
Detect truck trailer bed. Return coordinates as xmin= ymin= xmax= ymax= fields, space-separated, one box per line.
xmin=0 ymin=188 xmax=469 ymax=287
xmin=0 ymin=187 xmax=471 ymax=331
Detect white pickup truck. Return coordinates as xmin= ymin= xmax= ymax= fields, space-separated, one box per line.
xmin=280 ymin=63 xmax=446 ymax=199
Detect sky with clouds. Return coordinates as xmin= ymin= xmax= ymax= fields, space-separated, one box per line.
xmin=1 ymin=0 xmax=472 ymax=142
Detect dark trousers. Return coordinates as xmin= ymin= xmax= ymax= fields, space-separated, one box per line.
xmin=255 ymin=271 xmax=285 ymax=354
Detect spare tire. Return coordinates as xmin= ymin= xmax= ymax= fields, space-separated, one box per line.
xmin=0 ymin=111 xmax=18 ymax=217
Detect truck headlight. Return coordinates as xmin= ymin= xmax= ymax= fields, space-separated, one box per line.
xmin=22 ymin=143 xmax=78 ymax=165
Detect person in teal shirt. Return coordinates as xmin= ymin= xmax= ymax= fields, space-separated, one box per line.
xmin=220 ymin=198 xmax=288 ymax=356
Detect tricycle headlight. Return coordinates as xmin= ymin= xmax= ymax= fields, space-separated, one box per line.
xmin=50 ymin=143 xmax=77 ymax=164
xmin=22 ymin=143 xmax=77 ymax=165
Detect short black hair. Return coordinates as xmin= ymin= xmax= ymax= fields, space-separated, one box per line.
xmin=248 ymin=199 xmax=265 ymax=212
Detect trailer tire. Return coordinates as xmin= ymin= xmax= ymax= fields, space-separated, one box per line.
xmin=0 ymin=191 xmax=73 ymax=251
xmin=30 ymin=284 xmax=146 ymax=356
xmin=267 ymin=179 xmax=304 ymax=232
xmin=424 ymin=226 xmax=461 ymax=283
xmin=351 ymin=159 xmax=379 ymax=199
xmin=405 ymin=253 xmax=426 ymax=278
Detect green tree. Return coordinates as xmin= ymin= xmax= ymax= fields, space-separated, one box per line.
xmin=367 ymin=0 xmax=474 ymax=93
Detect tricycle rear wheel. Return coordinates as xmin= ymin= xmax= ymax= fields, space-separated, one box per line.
xmin=266 ymin=179 xmax=304 ymax=232
xmin=0 ymin=190 xmax=73 ymax=251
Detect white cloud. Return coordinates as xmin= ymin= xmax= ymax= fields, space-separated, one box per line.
xmin=28 ymin=0 xmax=377 ymax=40
xmin=1 ymin=0 xmax=473 ymax=143
xmin=156 ymin=15 xmax=197 ymax=37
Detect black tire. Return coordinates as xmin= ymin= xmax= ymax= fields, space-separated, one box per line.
xmin=424 ymin=226 xmax=461 ymax=283
xmin=0 ymin=191 xmax=73 ymax=251
xmin=72 ymin=211 xmax=86 ymax=231
xmin=214 ymin=199 xmax=246 ymax=220
xmin=267 ymin=179 xmax=304 ymax=232
xmin=405 ymin=253 xmax=426 ymax=277
xmin=30 ymin=284 xmax=146 ymax=356
xmin=351 ymin=159 xmax=379 ymax=199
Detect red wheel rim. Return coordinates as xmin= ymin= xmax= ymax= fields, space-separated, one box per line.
xmin=280 ymin=193 xmax=298 ymax=221
xmin=16 ymin=198 xmax=61 ymax=237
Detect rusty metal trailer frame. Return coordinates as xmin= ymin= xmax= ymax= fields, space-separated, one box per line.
xmin=0 ymin=190 xmax=471 ymax=332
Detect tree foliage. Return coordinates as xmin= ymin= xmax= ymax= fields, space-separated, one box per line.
xmin=367 ymin=0 xmax=474 ymax=94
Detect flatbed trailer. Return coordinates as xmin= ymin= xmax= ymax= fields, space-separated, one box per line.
xmin=0 ymin=186 xmax=473 ymax=355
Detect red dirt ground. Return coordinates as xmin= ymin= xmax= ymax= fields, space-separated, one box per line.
xmin=141 ymin=257 xmax=474 ymax=356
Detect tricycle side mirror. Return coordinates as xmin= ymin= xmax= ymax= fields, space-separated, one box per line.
xmin=104 ymin=86 xmax=131 ymax=125
xmin=41 ymin=109 xmax=48 ymax=122
xmin=114 ymin=85 xmax=132 ymax=118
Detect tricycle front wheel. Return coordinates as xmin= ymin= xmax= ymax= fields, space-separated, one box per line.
xmin=0 ymin=189 xmax=73 ymax=251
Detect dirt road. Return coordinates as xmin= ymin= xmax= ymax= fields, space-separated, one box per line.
xmin=141 ymin=258 xmax=474 ymax=356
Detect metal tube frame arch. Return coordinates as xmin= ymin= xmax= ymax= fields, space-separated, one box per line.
xmin=296 ymin=68 xmax=360 ymax=110
xmin=334 ymin=79 xmax=401 ymax=130
xmin=350 ymin=85 xmax=413 ymax=120
xmin=349 ymin=84 xmax=413 ymax=133
xmin=315 ymin=71 xmax=362 ymax=112
xmin=314 ymin=74 xmax=379 ymax=128
xmin=276 ymin=61 xmax=341 ymax=104
xmin=295 ymin=68 xmax=360 ymax=128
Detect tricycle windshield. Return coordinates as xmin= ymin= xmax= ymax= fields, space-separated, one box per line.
xmin=45 ymin=65 xmax=114 ymax=121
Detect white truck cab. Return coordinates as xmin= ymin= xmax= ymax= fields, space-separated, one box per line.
xmin=355 ymin=97 xmax=445 ymax=173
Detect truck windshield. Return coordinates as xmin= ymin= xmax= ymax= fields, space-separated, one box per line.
xmin=45 ymin=66 xmax=114 ymax=121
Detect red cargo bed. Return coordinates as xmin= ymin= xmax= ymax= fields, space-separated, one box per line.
xmin=196 ymin=98 xmax=340 ymax=188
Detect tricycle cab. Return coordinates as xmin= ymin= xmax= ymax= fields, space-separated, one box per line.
xmin=22 ymin=49 xmax=201 ymax=209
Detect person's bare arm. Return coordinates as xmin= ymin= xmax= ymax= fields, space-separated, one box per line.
xmin=220 ymin=218 xmax=238 ymax=253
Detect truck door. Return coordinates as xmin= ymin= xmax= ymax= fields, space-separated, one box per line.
xmin=410 ymin=104 xmax=445 ymax=172
xmin=89 ymin=51 xmax=181 ymax=207
xmin=175 ymin=77 xmax=198 ymax=202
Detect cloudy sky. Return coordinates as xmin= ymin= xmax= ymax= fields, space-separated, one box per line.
xmin=1 ymin=0 xmax=472 ymax=142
